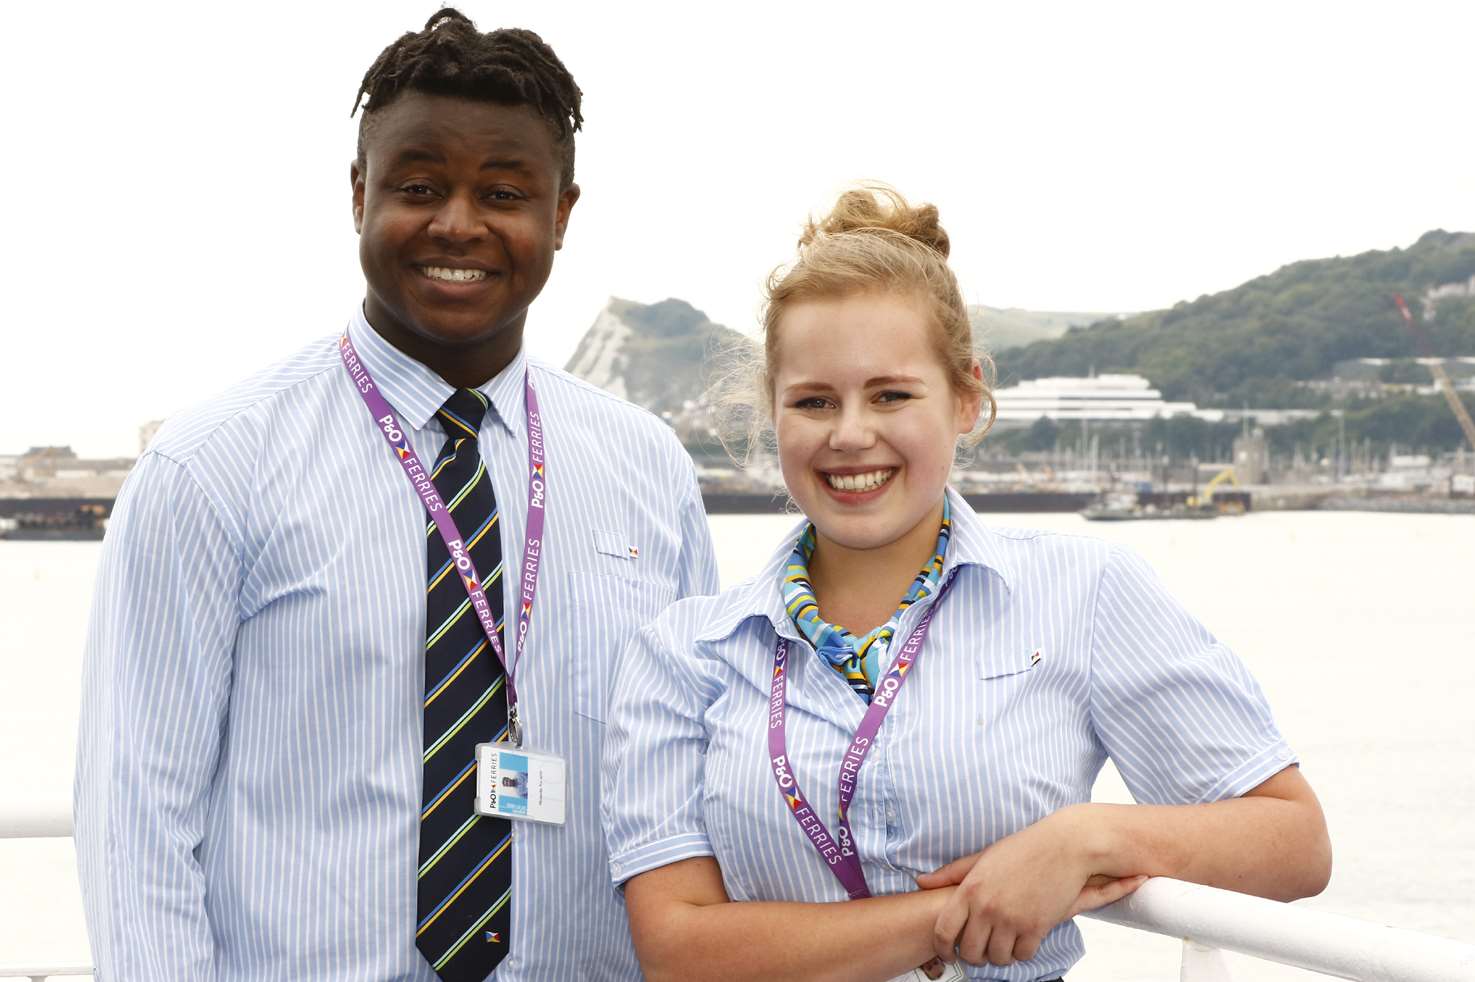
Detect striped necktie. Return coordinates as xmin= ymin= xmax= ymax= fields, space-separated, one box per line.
xmin=416 ymin=388 xmax=511 ymax=981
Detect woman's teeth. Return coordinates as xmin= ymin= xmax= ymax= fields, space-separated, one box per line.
xmin=825 ymin=469 xmax=895 ymax=492
xmin=420 ymin=266 xmax=488 ymax=282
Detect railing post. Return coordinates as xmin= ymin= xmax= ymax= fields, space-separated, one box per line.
xmin=1181 ymin=939 xmax=1235 ymax=982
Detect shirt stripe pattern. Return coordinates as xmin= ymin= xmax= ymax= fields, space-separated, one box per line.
xmin=74 ymin=307 xmax=719 ymax=981
xmin=601 ymin=488 xmax=1295 ymax=981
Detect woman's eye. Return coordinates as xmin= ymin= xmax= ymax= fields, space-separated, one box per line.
xmin=876 ymin=390 xmax=914 ymax=404
xmin=793 ymin=397 xmax=831 ymax=410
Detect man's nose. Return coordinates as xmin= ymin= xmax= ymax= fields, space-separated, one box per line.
xmin=428 ymin=191 xmax=485 ymax=242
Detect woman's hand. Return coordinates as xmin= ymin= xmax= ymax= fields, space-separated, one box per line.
xmin=915 ymin=811 xmax=1146 ymax=967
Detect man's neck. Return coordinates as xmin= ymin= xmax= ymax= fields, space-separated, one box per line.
xmin=363 ymin=305 xmax=523 ymax=389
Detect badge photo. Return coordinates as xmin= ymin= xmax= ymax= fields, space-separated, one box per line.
xmin=475 ymin=742 xmax=567 ymax=825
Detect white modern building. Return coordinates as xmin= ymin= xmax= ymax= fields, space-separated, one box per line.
xmin=992 ymin=374 xmax=1205 ymax=424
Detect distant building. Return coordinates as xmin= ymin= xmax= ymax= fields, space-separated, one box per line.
xmin=1233 ymin=427 xmax=1270 ymax=484
xmin=991 ymin=374 xmax=1202 ymax=425
xmin=18 ymin=446 xmax=79 ymax=482
xmin=7 ymin=445 xmax=135 ymax=498
xmin=1421 ymin=274 xmax=1475 ymax=319
xmin=139 ymin=420 xmax=164 ymax=453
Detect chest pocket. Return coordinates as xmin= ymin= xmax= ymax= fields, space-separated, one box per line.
xmin=980 ymin=645 xmax=1041 ymax=680
xmin=562 ymin=569 xmax=677 ymax=722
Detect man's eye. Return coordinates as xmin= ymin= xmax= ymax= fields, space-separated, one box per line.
xmin=400 ymin=183 xmax=437 ymax=197
xmin=486 ymin=188 xmax=523 ymax=202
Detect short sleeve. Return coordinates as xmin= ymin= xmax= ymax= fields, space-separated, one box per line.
xmin=1088 ymin=545 xmax=1296 ymax=805
xmin=601 ymin=615 xmax=716 ymax=886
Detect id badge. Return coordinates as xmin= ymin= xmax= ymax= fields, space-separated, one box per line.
xmin=887 ymin=959 xmax=966 ymax=982
xmin=475 ymin=742 xmax=566 ymax=825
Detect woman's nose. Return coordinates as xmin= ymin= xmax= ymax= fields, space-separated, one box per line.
xmin=829 ymin=405 xmax=875 ymax=451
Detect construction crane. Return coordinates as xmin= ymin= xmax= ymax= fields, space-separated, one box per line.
xmin=1392 ymin=293 xmax=1475 ymax=455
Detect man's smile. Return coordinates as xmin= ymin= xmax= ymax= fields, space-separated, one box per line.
xmin=417 ymin=264 xmax=492 ymax=283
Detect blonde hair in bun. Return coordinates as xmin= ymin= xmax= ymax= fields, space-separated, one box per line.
xmin=762 ymin=184 xmax=996 ymax=445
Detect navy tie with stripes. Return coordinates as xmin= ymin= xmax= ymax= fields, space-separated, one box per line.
xmin=416 ymin=388 xmax=511 ymax=980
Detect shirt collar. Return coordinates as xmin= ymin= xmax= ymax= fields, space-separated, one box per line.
xmin=940 ymin=486 xmax=1016 ymax=593
xmin=347 ymin=305 xmax=525 ymax=438
xmin=697 ymin=487 xmax=1015 ymax=646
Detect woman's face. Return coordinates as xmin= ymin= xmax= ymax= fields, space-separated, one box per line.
xmin=771 ymin=291 xmax=981 ymax=558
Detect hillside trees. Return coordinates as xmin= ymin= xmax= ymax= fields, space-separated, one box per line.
xmin=995 ymin=231 xmax=1475 ymax=408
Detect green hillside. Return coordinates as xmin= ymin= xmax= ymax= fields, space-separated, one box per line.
xmin=968 ymin=305 xmax=1125 ymax=352
xmin=997 ymin=230 xmax=1475 ymax=407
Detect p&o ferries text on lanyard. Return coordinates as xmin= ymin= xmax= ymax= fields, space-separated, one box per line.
xmin=338 ymin=334 xmax=546 ymax=747
xmin=767 ymin=578 xmax=954 ymax=901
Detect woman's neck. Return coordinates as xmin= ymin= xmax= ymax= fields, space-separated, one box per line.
xmin=805 ymin=499 xmax=945 ymax=635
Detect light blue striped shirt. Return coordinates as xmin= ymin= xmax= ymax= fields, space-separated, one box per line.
xmin=602 ymin=488 xmax=1294 ymax=981
xmin=75 ymin=308 xmax=718 ymax=981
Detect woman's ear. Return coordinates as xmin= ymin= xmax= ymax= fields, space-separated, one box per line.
xmin=957 ymin=359 xmax=986 ymax=434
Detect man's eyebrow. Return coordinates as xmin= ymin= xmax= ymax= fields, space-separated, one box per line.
xmin=389 ymin=147 xmax=445 ymax=166
xmin=480 ymin=157 xmax=534 ymax=173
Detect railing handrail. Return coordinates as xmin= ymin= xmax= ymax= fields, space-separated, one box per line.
xmin=1084 ymin=877 xmax=1475 ymax=981
xmin=5 ymin=812 xmax=1475 ymax=981
xmin=0 ymin=964 xmax=92 ymax=979
xmin=0 ymin=806 xmax=71 ymax=839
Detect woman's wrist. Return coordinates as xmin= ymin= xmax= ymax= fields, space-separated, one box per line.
xmin=1049 ymin=802 xmax=1115 ymax=875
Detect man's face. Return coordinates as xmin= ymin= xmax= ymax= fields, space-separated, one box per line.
xmin=352 ymin=92 xmax=578 ymax=354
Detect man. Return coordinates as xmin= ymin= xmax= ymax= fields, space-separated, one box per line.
xmin=74 ymin=9 xmax=717 ymax=980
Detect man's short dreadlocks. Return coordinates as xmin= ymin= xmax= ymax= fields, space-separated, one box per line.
xmin=353 ymin=8 xmax=584 ymax=187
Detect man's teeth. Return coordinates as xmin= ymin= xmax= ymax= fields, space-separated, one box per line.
xmin=421 ymin=266 xmax=488 ymax=282
xmin=826 ymin=469 xmax=895 ymax=492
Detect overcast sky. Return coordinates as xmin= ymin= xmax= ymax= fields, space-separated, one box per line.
xmin=4 ymin=0 xmax=1472 ymax=457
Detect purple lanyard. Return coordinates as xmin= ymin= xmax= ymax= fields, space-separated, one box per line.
xmin=767 ymin=578 xmax=953 ymax=900
xmin=767 ymin=577 xmax=949 ymax=896
xmin=339 ymin=333 xmax=546 ymax=743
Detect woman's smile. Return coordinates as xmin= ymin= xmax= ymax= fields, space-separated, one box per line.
xmin=820 ymin=466 xmax=897 ymax=496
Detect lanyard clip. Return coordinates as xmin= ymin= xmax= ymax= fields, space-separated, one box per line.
xmin=508 ymin=704 xmax=522 ymax=747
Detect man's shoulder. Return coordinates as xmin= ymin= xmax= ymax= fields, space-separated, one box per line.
xmin=527 ymin=360 xmax=685 ymax=451
xmin=147 ymin=335 xmax=342 ymax=464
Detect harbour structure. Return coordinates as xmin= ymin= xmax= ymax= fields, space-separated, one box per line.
xmin=991 ymin=373 xmax=1214 ymax=425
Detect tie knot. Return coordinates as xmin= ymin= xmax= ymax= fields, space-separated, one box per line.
xmin=438 ymin=388 xmax=490 ymax=437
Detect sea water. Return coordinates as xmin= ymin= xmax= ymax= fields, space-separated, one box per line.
xmin=2 ymin=511 xmax=1472 ymax=980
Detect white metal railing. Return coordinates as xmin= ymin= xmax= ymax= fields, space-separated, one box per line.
xmin=1084 ymin=876 xmax=1475 ymax=980
xmin=2 ymin=807 xmax=87 ymax=982
xmin=4 ymin=811 xmax=1475 ymax=981
xmin=0 ymin=807 xmax=71 ymax=841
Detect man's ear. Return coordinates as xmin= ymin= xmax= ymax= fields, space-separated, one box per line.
xmin=351 ymin=161 xmax=365 ymax=234
xmin=553 ymin=182 xmax=581 ymax=250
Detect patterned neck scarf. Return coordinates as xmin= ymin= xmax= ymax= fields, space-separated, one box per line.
xmin=781 ymin=498 xmax=952 ymax=703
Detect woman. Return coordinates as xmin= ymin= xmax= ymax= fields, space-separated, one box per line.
xmin=601 ymin=187 xmax=1330 ymax=982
